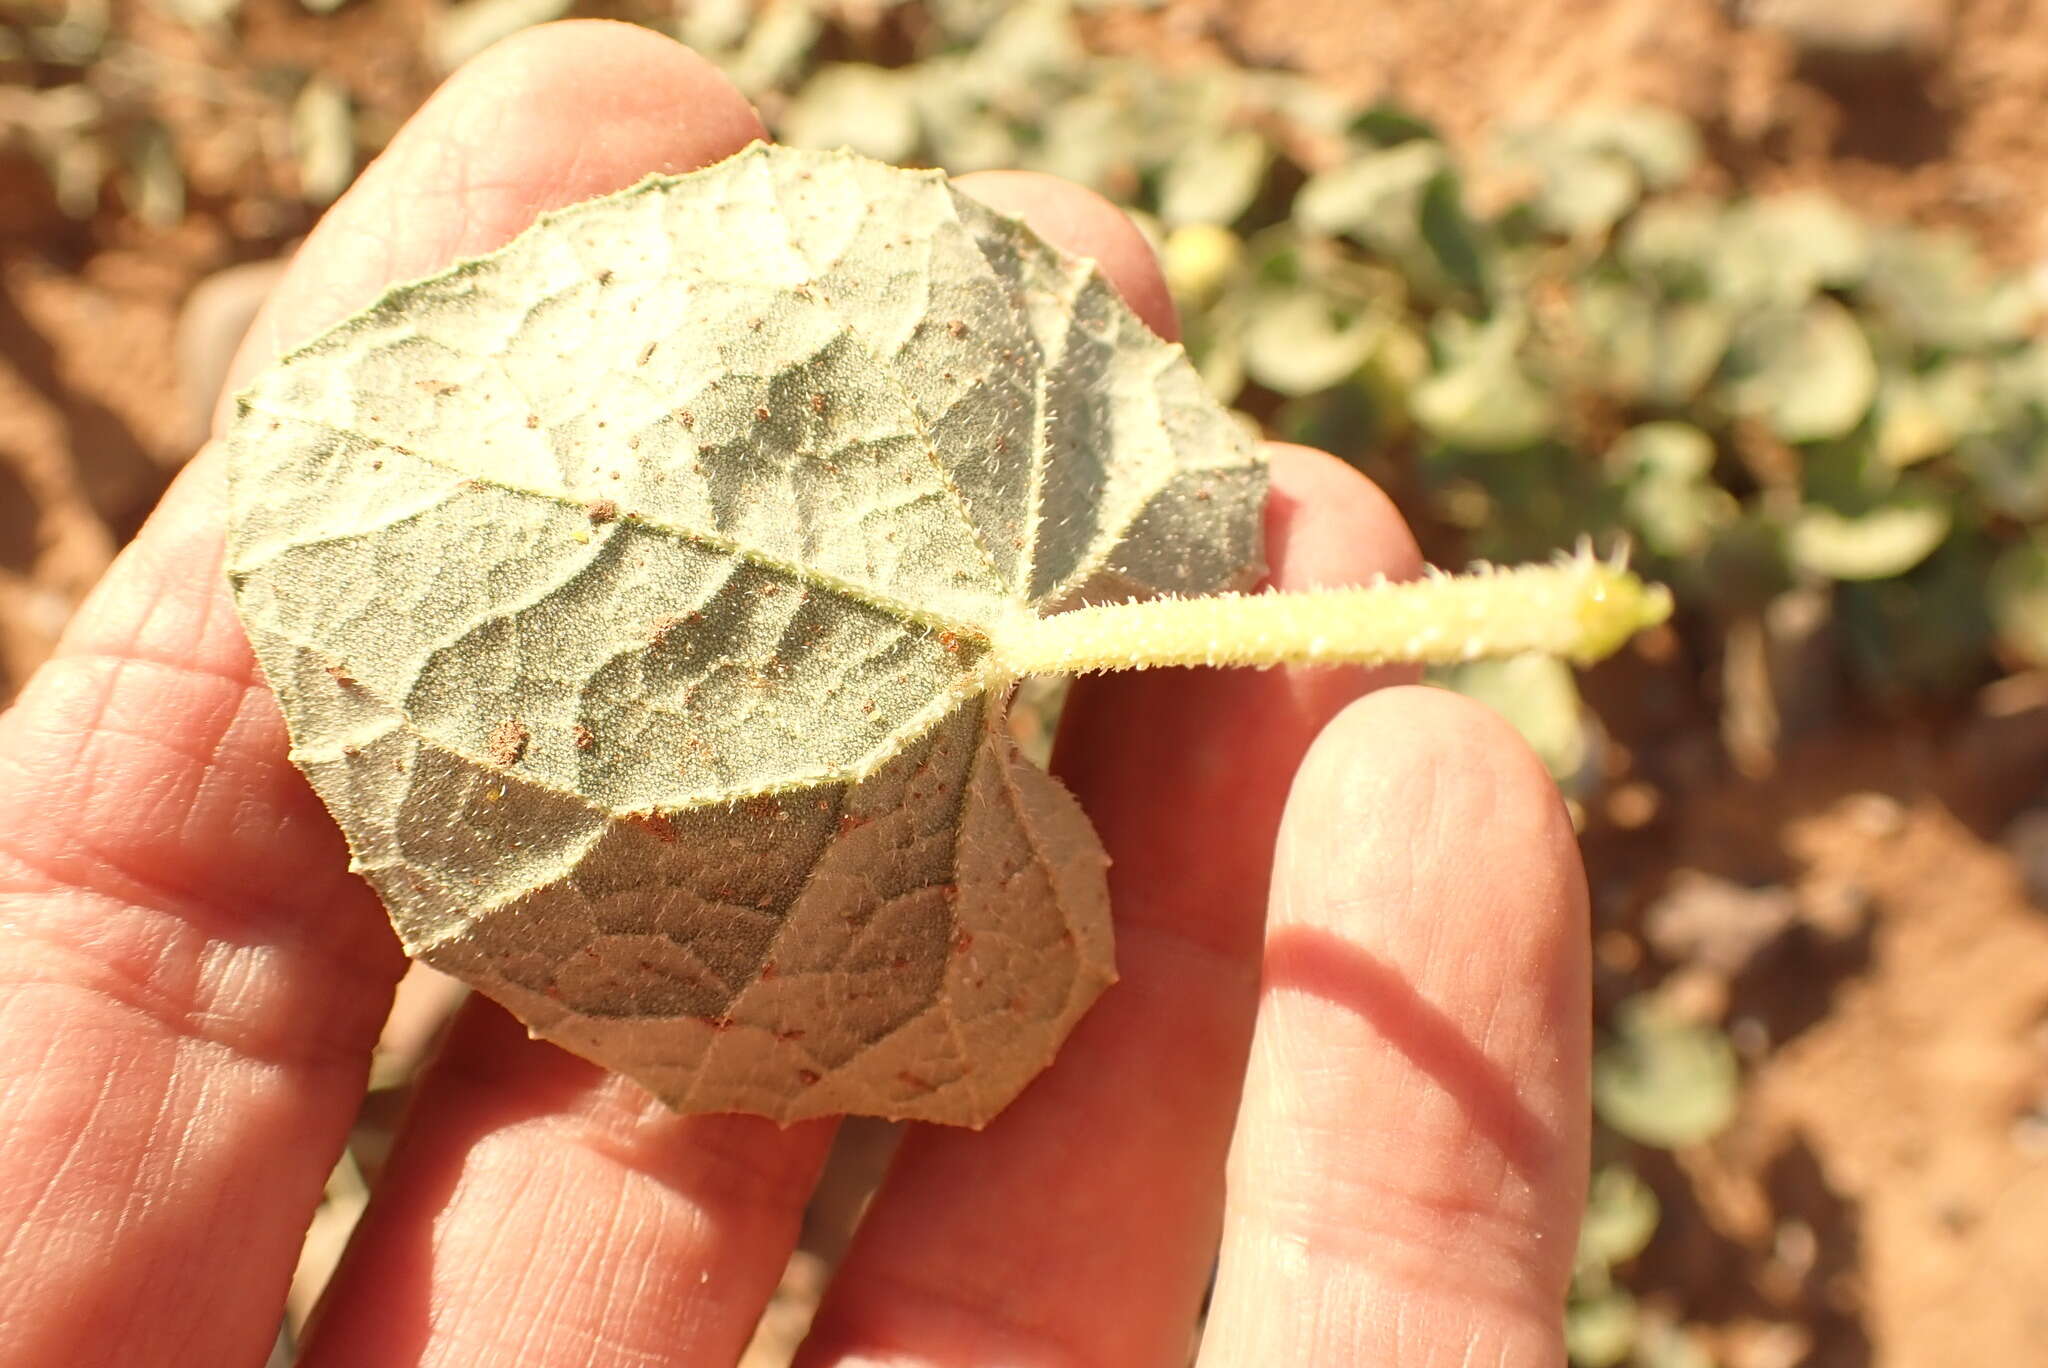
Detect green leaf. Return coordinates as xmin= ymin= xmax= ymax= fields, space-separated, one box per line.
xmin=1296 ymin=139 xmax=1449 ymax=240
xmin=1724 ymin=298 xmax=1878 ymax=443
xmin=1716 ymin=192 xmax=1869 ymax=304
xmin=1860 ymin=226 xmax=2036 ymax=351
xmin=1789 ymin=485 xmax=1952 ymax=581
xmin=1497 ymin=106 xmax=1698 ymax=241
xmin=1161 ymin=222 xmax=1244 ymax=306
xmin=1413 ymin=313 xmax=1556 ymax=451
xmin=1568 ymin=105 xmax=1701 ymax=189
xmin=1959 ymin=349 xmax=2048 ymax=518
xmin=290 ymin=75 xmax=355 ymax=205
xmin=1874 ymin=361 xmax=1986 ymax=469
xmin=1349 ymin=103 xmax=1440 ymax=147
xmin=1594 ymin=996 xmax=1739 ymax=1147
xmin=1839 ymin=536 xmax=1996 ymax=694
xmin=224 ymin=144 xmax=1266 ymax=1127
xmin=1608 ymin=422 xmax=1737 ymax=558
xmin=1433 ymin=653 xmax=1588 ymax=786
xmin=1417 ymin=167 xmax=1490 ymax=297
xmin=1990 ymin=537 xmax=2048 ymax=667
xmin=1618 ymin=198 xmax=1723 ymax=294
xmin=1496 ymin=130 xmax=1640 ymax=241
xmin=1158 ymin=127 xmax=1270 ymax=228
xmin=951 ymin=0 xmax=1085 ymax=94
xmin=1580 ymin=1165 xmax=1661 ymax=1269
xmin=781 ymin=64 xmax=921 ymax=164
xmin=1241 ymin=286 xmax=1381 ymax=396
xmin=1567 ymin=1290 xmax=1641 ymax=1368
xmin=1183 ymin=309 xmax=1248 ymax=404
xmin=1573 ymin=278 xmax=1730 ymax=407
xmin=122 ymin=119 xmax=183 ymax=228
xmin=1609 ymin=420 xmax=1713 ymax=483
xmin=428 ymin=0 xmax=573 ymax=73
xmin=154 ymin=0 xmax=240 ymax=29
xmin=1962 ymin=425 xmax=2048 ymax=520
xmin=1294 ymin=141 xmax=1491 ymax=298
xmin=673 ymin=0 xmax=751 ymax=55
xmin=714 ymin=0 xmax=824 ymax=98
xmin=1033 ymin=91 xmax=1146 ymax=195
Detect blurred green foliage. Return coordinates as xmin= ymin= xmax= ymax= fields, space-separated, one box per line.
xmin=683 ymin=0 xmax=2048 ymax=791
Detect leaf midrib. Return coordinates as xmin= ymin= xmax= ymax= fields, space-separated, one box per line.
xmin=234 ymin=399 xmax=997 ymax=648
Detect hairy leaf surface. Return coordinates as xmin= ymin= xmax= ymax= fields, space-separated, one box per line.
xmin=226 ymin=143 xmax=1265 ymax=1126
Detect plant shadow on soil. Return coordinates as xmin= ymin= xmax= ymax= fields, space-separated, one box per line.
xmin=1631 ymin=1133 xmax=1873 ymax=1368
xmin=0 ymin=267 xmax=168 ymax=545
xmin=1791 ymin=50 xmax=1958 ymax=170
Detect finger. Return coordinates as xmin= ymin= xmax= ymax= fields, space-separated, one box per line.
xmin=799 ymin=176 xmax=1426 ymax=1366
xmin=1200 ymin=688 xmax=1590 ymax=1365
xmin=300 ymin=1004 xmax=834 ymax=1367
xmin=952 ymin=170 xmax=1181 ymax=339
xmin=0 ymin=23 xmax=767 ymax=1368
xmin=277 ymin=30 xmax=839 ymax=1368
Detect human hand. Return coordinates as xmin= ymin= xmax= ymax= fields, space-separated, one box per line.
xmin=0 ymin=24 xmax=1590 ymax=1365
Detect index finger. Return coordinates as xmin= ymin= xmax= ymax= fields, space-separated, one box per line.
xmin=1200 ymin=688 xmax=1591 ymax=1364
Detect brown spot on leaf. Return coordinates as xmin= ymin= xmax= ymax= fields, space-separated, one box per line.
xmin=632 ymin=812 xmax=679 ymax=843
xmin=487 ymin=719 xmax=530 ymax=767
xmin=586 ymin=498 xmax=618 ymax=524
xmin=572 ymin=724 xmax=595 ymax=750
xmin=810 ymin=393 xmax=826 ymax=413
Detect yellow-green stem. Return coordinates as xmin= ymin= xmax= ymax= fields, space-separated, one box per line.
xmin=990 ymin=555 xmax=1671 ymax=679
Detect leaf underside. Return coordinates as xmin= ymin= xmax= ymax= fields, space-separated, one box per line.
xmin=225 ymin=142 xmax=1266 ymax=1126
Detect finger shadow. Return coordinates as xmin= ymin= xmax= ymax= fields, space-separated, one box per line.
xmin=1262 ymin=924 xmax=1560 ymax=1184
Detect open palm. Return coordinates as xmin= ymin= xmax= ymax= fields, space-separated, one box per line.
xmin=0 ymin=24 xmax=1589 ymax=1366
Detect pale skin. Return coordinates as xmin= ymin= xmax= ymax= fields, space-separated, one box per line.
xmin=0 ymin=23 xmax=1589 ymax=1367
